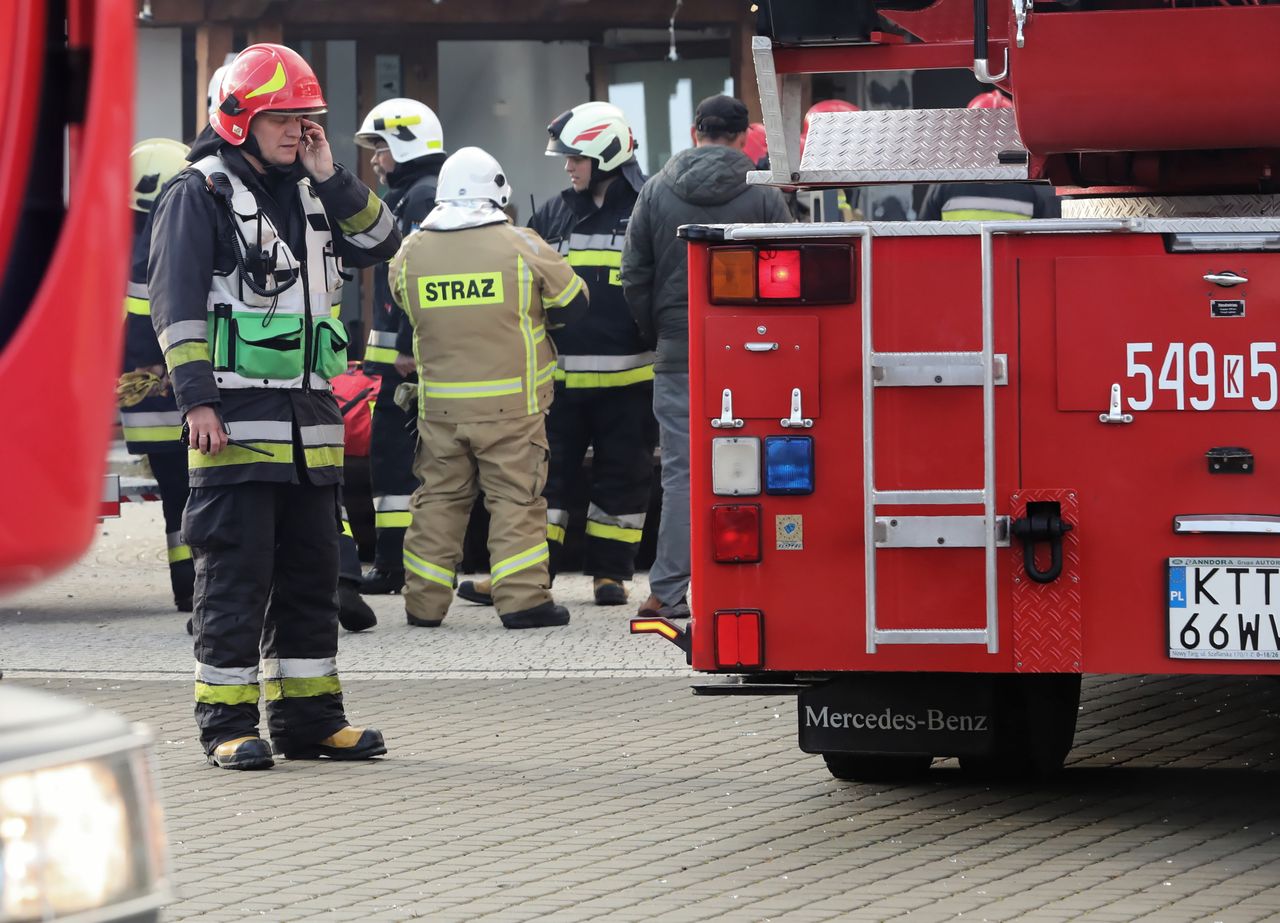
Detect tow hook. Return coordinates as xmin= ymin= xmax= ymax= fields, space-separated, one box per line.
xmin=1010 ymin=502 xmax=1074 ymax=584
xmin=630 ymin=617 xmax=692 ymax=663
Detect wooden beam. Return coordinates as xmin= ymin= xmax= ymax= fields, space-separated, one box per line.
xmin=194 ymin=22 xmax=233 ymax=132
xmin=732 ymin=20 xmax=761 ymax=124
xmin=246 ymin=20 xmax=283 ymax=45
xmin=399 ymin=36 xmax=438 ymax=112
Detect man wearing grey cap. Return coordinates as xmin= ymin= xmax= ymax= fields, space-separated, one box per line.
xmin=621 ymin=95 xmax=792 ymax=620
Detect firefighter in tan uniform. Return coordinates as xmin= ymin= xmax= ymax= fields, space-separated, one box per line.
xmin=392 ymin=147 xmax=588 ymax=629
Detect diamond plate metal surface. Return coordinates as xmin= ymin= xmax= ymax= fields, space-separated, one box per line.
xmin=797 ymin=109 xmax=1029 ymax=184
xmin=1011 ymin=489 xmax=1082 ymax=673
xmin=712 ymin=216 xmax=1280 ymax=240
xmin=1063 ymin=195 xmax=1280 ymax=219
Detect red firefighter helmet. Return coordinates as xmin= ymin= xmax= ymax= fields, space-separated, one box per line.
xmin=967 ymin=90 xmax=1014 ymax=110
xmin=801 ymin=99 xmax=859 ymax=156
xmin=743 ymin=122 xmax=768 ymax=164
xmin=209 ymin=44 xmax=328 ymax=146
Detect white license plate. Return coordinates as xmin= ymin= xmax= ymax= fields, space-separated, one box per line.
xmin=1168 ymin=557 xmax=1280 ymax=660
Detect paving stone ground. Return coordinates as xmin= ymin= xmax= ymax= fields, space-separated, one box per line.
xmin=3 ymin=504 xmax=1280 ymax=922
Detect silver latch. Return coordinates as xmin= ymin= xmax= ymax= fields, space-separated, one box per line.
xmin=1204 ymin=271 xmax=1247 ymax=287
xmin=1099 ymin=383 xmax=1134 ymax=424
xmin=712 ymin=388 xmax=744 ymax=429
xmin=780 ymin=387 xmax=813 ymax=429
xmin=1013 ymin=0 xmax=1030 ymax=47
xmin=744 ymin=341 xmax=779 ymax=352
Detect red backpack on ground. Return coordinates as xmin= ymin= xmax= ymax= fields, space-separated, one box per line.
xmin=329 ymin=364 xmax=380 ymax=457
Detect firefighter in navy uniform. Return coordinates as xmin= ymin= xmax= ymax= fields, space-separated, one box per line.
xmin=120 ymin=138 xmax=194 ymax=617
xmin=352 ymin=98 xmax=448 ymax=595
xmin=393 ymin=147 xmax=588 ymax=630
xmin=918 ymin=91 xmax=1060 ymax=222
xmin=455 ymin=102 xmax=655 ymax=610
xmin=149 ymin=44 xmax=399 ymax=770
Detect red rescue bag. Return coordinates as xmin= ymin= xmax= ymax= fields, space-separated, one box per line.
xmin=330 ymin=364 xmax=380 ymax=457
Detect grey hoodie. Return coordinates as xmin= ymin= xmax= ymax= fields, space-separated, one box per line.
xmin=621 ymin=144 xmax=792 ymax=374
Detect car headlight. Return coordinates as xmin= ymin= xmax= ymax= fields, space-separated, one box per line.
xmin=0 ymin=688 xmax=169 ymax=923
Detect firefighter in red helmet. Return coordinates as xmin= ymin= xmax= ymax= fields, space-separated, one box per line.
xmin=919 ymin=88 xmax=1058 ymax=221
xmin=149 ymin=44 xmax=400 ymax=770
xmin=967 ymin=89 xmax=1014 ymax=110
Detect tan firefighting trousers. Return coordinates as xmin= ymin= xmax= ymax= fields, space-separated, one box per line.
xmin=403 ymin=412 xmax=552 ymax=622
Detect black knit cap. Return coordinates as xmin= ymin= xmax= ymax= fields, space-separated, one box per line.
xmin=694 ymin=95 xmax=749 ymax=134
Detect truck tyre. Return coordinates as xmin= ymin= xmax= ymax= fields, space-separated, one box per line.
xmin=959 ymin=674 xmax=1081 ymax=780
xmin=822 ymin=752 xmax=932 ymax=782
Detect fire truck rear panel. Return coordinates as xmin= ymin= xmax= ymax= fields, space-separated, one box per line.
xmin=688 ymin=223 xmax=1280 ymax=677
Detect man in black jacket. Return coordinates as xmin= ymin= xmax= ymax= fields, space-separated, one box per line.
xmin=353 ymin=98 xmax=448 ymax=596
xmin=149 ymin=44 xmax=399 ymax=770
xmin=621 ymin=95 xmax=792 ymax=620
xmin=457 ymin=102 xmax=657 ymax=609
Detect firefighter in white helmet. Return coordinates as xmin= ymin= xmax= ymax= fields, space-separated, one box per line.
xmin=352 ymin=98 xmax=448 ymax=596
xmin=393 ymin=146 xmax=588 ymax=630
xmin=120 ymin=139 xmax=193 ymax=621
xmin=454 ymin=102 xmax=656 ymax=611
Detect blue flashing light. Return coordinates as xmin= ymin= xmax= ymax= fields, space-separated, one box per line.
xmin=764 ymin=436 xmax=814 ymax=495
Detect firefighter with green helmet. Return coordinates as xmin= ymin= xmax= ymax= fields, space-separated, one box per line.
xmin=120 ymin=138 xmax=194 ymax=619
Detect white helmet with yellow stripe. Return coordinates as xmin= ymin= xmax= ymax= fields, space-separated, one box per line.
xmin=355 ymin=98 xmax=445 ymax=164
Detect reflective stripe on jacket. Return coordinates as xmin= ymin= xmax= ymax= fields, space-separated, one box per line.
xmin=529 ymin=178 xmax=654 ymax=389
xmin=149 ymin=133 xmax=400 ymax=485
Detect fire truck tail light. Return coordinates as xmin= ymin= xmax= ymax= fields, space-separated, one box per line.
xmin=708 ymin=245 xmax=854 ymax=304
xmin=710 ymin=248 xmax=756 ymax=301
xmin=758 ymin=249 xmax=801 ymax=298
xmin=764 ymin=436 xmax=814 ymax=494
xmin=712 ymin=437 xmax=761 ymax=495
xmin=714 ymin=610 xmax=764 ymax=669
xmin=711 ymin=504 xmax=761 ymax=563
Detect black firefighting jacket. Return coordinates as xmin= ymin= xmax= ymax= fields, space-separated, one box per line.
xmin=528 ymin=166 xmax=653 ymax=389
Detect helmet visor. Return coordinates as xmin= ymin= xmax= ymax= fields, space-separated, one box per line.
xmin=545 ymin=135 xmax=580 ymax=158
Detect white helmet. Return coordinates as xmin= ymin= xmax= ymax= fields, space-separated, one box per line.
xmin=206 ymin=64 xmax=230 ymax=118
xmin=355 ymin=98 xmax=445 ymax=163
xmin=545 ymin=101 xmax=636 ymax=173
xmin=436 ymin=147 xmax=511 ymax=208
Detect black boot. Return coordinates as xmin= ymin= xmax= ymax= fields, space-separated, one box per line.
xmin=207 ymin=736 xmax=274 ymax=770
xmin=456 ymin=579 xmax=494 ymax=606
xmin=500 ymin=601 xmax=571 ymax=630
xmin=338 ymin=580 xmax=377 ymax=632
xmin=277 ymin=726 xmax=386 ymax=760
xmin=360 ymin=566 xmax=405 ymax=595
xmin=593 ymin=578 xmax=628 ymax=606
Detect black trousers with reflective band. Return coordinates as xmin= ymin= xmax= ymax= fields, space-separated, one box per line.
xmin=148 ymin=450 xmax=194 ymax=603
xmin=543 ymin=383 xmax=657 ymax=580
xmin=184 ymin=481 xmax=347 ymax=753
xmin=369 ymin=370 xmax=419 ymax=571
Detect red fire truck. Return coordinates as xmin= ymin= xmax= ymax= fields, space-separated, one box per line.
xmin=634 ymin=0 xmax=1280 ymax=780
xmin=0 ymin=0 xmax=133 ymax=593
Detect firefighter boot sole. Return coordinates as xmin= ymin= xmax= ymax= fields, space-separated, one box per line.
xmin=500 ymin=602 xmax=571 ymax=630
xmin=406 ymin=613 xmax=444 ymax=628
xmin=279 ymin=727 xmax=387 ymax=761
xmin=206 ymin=736 xmax=274 ymax=771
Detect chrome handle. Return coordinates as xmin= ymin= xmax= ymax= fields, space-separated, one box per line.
xmin=1204 ymin=272 xmax=1247 ymax=287
xmin=744 ymin=342 xmax=778 ymax=352
xmin=1174 ymin=514 xmax=1280 ymax=535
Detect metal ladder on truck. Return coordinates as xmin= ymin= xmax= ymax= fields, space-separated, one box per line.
xmin=749 ymin=35 xmax=1033 ymax=654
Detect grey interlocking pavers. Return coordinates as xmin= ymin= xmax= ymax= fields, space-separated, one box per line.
xmin=4 ymin=504 xmax=1280 ymax=921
